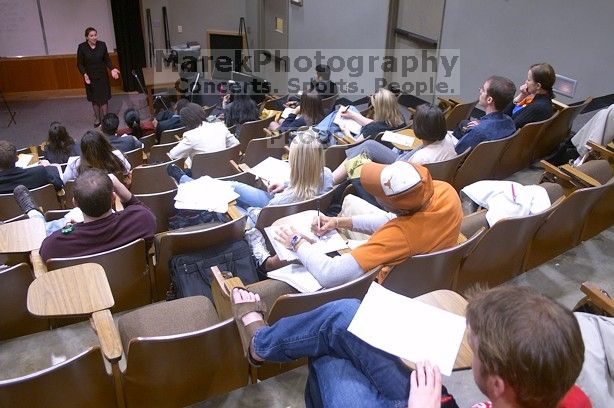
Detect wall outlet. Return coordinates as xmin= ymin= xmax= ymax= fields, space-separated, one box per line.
xmin=177 ymin=25 xmax=183 ymax=33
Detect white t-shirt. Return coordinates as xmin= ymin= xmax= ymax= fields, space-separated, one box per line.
xmin=168 ymin=121 xmax=239 ymax=167
xmin=406 ymin=134 xmax=457 ymax=165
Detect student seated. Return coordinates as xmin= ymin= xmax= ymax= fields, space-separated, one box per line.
xmin=335 ymin=88 xmax=406 ymax=140
xmin=504 ymin=63 xmax=556 ymax=129
xmin=272 ymin=161 xmax=462 ymax=287
xmin=43 ymin=122 xmax=80 ymax=164
xmin=100 ymin=113 xmax=143 ymax=153
xmin=269 ymin=90 xmax=325 ymax=133
xmin=154 ymin=98 xmax=190 ymax=143
xmin=19 ymin=169 xmax=156 ymax=261
xmin=61 ymin=130 xmax=131 ymax=184
xmin=230 ymin=285 xmax=587 ymax=408
xmin=223 ymin=82 xmax=260 ymax=136
xmin=310 ymin=64 xmax=338 ymax=99
xmin=332 ymin=104 xmax=457 ymax=185
xmin=0 ymin=140 xmax=63 ymax=194
xmin=453 ymin=76 xmax=517 ymax=154
xmin=168 ymin=102 xmax=239 ymax=168
xmin=117 ymin=108 xmax=155 ymax=139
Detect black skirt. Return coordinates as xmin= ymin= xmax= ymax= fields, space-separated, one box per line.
xmin=86 ymin=74 xmax=111 ymax=104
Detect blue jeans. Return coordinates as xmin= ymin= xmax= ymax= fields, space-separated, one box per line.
xmin=345 ymin=140 xmax=399 ymax=164
xmin=253 ymin=299 xmax=411 ymax=407
xmin=230 ymin=181 xmax=272 ymax=209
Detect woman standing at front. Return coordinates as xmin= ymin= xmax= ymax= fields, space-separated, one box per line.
xmin=77 ymin=27 xmax=120 ymax=128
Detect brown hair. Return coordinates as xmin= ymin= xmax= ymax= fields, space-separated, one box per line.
xmin=530 ymin=63 xmax=556 ymax=99
xmin=74 ymin=169 xmax=113 ymax=217
xmin=179 ymin=102 xmax=207 ymax=130
xmin=78 ymin=130 xmax=127 ymax=179
xmin=299 ymin=90 xmax=325 ymax=126
xmin=413 ymin=104 xmax=446 ymax=142
xmin=466 ymin=286 xmax=584 ymax=408
xmin=0 ymin=140 xmax=17 ymax=169
xmin=485 ymin=76 xmax=516 ymax=111
xmin=84 ymin=27 xmax=97 ymax=37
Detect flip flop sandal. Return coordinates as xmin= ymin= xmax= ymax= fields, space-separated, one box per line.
xmin=231 ymin=287 xmax=268 ymax=366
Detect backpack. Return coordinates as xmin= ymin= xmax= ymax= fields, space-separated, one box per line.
xmin=168 ymin=239 xmax=259 ymax=301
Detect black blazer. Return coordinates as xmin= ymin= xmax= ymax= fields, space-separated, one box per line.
xmin=77 ymin=41 xmax=113 ymax=80
xmin=504 ymin=94 xmax=553 ymax=129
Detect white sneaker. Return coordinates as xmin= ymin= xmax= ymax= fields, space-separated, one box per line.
xmin=244 ymin=227 xmax=271 ymax=267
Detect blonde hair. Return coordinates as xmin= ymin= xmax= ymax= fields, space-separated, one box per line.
xmin=287 ymin=128 xmax=325 ymax=201
xmin=372 ymin=88 xmax=404 ymax=128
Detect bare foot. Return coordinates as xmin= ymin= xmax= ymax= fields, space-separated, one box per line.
xmin=232 ymin=288 xmax=264 ymax=362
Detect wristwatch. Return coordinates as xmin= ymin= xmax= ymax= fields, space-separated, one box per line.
xmin=290 ymin=234 xmax=303 ymax=251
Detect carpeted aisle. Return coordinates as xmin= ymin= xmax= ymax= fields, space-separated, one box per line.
xmin=0 ymin=92 xmax=148 ymax=149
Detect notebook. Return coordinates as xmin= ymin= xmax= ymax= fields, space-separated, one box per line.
xmin=267 ymin=264 xmax=322 ymax=293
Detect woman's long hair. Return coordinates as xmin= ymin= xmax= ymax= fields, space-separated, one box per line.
xmin=124 ymin=109 xmax=143 ymax=138
xmin=299 ymin=91 xmax=325 ymax=126
xmin=225 ymin=84 xmax=259 ymax=127
xmin=372 ymin=88 xmax=404 ymax=128
xmin=287 ymin=128 xmax=325 ymax=201
xmin=46 ymin=122 xmax=76 ymax=163
xmin=78 ymin=130 xmax=127 ymax=178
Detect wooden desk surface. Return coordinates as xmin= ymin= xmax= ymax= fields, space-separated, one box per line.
xmin=0 ymin=218 xmax=46 ymax=253
xmin=391 ymin=129 xmax=423 ymax=151
xmin=403 ymin=290 xmax=473 ymax=371
xmin=27 ymin=263 xmax=114 ymax=317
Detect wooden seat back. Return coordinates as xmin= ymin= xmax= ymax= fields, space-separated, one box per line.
xmin=423 ymin=148 xmax=470 ymax=184
xmin=130 ymin=158 xmax=182 ymax=194
xmin=452 ymin=130 xmax=518 ymax=190
xmin=533 ymin=96 xmax=592 ymax=161
xmin=0 ymin=184 xmax=61 ymax=221
xmin=159 ymin=127 xmax=186 ymax=144
xmin=496 ymin=112 xmax=558 ymax=178
xmin=383 ymin=230 xmax=483 ymax=298
xmin=0 ymin=347 xmax=117 ymax=407
xmin=46 ymin=239 xmax=152 ymax=313
xmin=118 ymin=297 xmax=248 ymax=407
xmin=135 ymin=189 xmax=177 ymax=233
xmin=153 ymin=216 xmax=247 ymax=301
xmin=0 ymin=263 xmax=49 ymax=340
xmin=191 ymin=144 xmax=241 ymax=178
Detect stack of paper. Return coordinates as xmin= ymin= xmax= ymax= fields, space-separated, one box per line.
xmin=281 ymin=107 xmax=296 ymax=119
xmin=347 ymin=283 xmax=467 ymax=376
xmin=381 ymin=131 xmax=415 ymax=149
xmin=334 ymin=107 xmax=362 ymax=135
xmin=263 ymin=210 xmax=349 ymax=261
xmin=248 ymin=157 xmax=291 ymax=185
xmin=16 ymin=154 xmax=35 ymax=168
xmin=174 ymin=176 xmax=239 ymax=213
xmin=267 ymin=264 xmax=322 ymax=293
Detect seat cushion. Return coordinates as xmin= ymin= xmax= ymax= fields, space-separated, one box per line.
xmin=118 ymin=296 xmax=219 ymax=354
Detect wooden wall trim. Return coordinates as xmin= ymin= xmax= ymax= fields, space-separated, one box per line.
xmin=0 ymin=53 xmax=123 ymax=93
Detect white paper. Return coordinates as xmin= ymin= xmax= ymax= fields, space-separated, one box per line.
xmin=264 ymin=210 xmax=349 ymax=261
xmin=248 ymin=157 xmax=291 ymax=185
xmin=281 ymin=107 xmax=295 ymax=119
xmin=16 ymin=154 xmax=34 ymax=168
xmin=267 ymin=264 xmax=322 ymax=293
xmin=381 ymin=131 xmax=415 ymax=148
xmin=334 ymin=107 xmax=363 ymax=135
xmin=347 ymin=282 xmax=466 ymax=376
xmin=174 ymin=176 xmax=239 ymax=213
